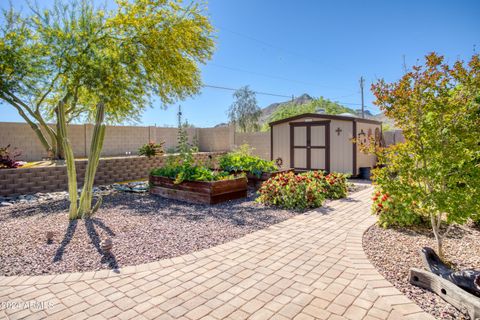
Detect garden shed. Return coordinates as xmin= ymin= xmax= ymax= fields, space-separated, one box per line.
xmin=269 ymin=113 xmax=382 ymax=176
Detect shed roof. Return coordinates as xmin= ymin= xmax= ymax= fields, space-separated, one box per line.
xmin=268 ymin=113 xmax=382 ymax=126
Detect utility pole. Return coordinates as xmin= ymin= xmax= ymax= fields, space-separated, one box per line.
xmin=359 ymin=76 xmax=365 ymax=118
xmin=177 ymin=105 xmax=182 ymax=128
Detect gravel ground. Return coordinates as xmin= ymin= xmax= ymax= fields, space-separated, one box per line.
xmin=0 ymin=187 xmax=301 ymax=277
xmin=363 ymin=223 xmax=480 ymax=320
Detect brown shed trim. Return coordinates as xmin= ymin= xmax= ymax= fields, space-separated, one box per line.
xmin=289 ymin=120 xmax=331 ymax=126
xmin=269 ymin=113 xmax=382 ymax=126
xmin=270 ymin=128 xmax=273 ymax=160
xmin=290 ymin=125 xmax=294 ymax=169
xmin=325 ymin=122 xmax=331 ymax=172
xmin=352 ymin=120 xmax=357 ymax=176
xmin=289 ymin=121 xmax=330 ymax=172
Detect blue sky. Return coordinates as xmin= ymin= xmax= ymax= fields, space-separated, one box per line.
xmin=1 ymin=0 xmax=479 ymax=127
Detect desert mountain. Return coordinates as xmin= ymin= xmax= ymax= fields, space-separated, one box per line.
xmin=217 ymin=93 xmax=394 ymax=128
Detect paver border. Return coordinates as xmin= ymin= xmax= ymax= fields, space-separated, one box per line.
xmin=346 ymin=216 xmax=435 ymax=320
xmin=0 ymin=185 xmax=435 ymax=320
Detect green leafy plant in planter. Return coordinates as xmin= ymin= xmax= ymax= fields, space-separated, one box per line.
xmin=219 ymin=144 xmax=278 ymax=178
xmin=151 ymin=151 xmax=236 ymax=184
xmin=138 ymin=142 xmax=165 ymax=158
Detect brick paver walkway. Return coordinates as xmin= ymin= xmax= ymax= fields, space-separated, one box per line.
xmin=0 ymin=186 xmax=432 ymax=320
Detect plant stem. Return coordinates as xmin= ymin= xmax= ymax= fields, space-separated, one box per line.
xmin=57 ymin=97 xmax=78 ymax=219
xmin=78 ymin=103 xmax=106 ymax=218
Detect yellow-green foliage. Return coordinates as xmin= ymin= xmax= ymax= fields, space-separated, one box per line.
xmin=370 ymin=53 xmax=480 ymax=257
xmin=0 ymin=0 xmax=215 ymax=218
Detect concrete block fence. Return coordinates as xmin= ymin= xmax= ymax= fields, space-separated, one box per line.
xmin=0 ymin=122 xmax=233 ymax=161
xmin=0 ymin=152 xmax=225 ymax=197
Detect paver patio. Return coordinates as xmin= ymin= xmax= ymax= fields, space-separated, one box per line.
xmin=0 ymin=186 xmax=433 ymax=320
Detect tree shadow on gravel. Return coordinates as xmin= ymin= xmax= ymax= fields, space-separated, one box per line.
xmin=90 ymin=218 xmax=116 ymax=237
xmin=396 ymin=224 xmax=470 ymax=240
xmin=53 ymin=219 xmax=78 ymax=262
xmin=85 ymin=218 xmax=119 ymax=272
xmin=0 ymin=198 xmax=69 ymax=222
xmin=99 ymin=192 xmax=297 ymax=228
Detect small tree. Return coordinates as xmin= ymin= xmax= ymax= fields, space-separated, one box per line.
xmin=228 ymin=86 xmax=262 ymax=132
xmin=371 ymin=53 xmax=480 ymax=258
xmin=1 ymin=0 xmax=214 ymax=219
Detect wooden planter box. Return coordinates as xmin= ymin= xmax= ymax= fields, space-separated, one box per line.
xmin=149 ymin=175 xmax=247 ymax=204
xmin=246 ymin=169 xmax=294 ymax=188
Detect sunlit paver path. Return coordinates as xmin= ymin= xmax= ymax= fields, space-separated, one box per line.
xmin=0 ymin=186 xmax=432 ymax=320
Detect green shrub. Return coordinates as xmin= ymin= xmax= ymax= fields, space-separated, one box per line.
xmin=151 ymin=155 xmax=235 ymax=184
xmin=324 ymin=172 xmax=349 ymax=199
xmin=256 ymin=171 xmax=324 ymax=210
xmin=138 ymin=142 xmax=164 ymax=158
xmin=371 ymin=187 xmax=425 ymax=228
xmin=219 ymin=144 xmax=278 ymax=177
xmin=256 ymin=170 xmax=351 ymax=210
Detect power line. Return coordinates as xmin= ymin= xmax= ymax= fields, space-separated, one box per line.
xmin=202 ymin=83 xmax=363 ymax=106
xmin=202 ymin=84 xmax=292 ymax=99
xmin=210 ymin=63 xmax=318 ymax=87
xmin=217 ymin=25 xmax=348 ymax=74
xmin=210 ymin=63 xmax=350 ymax=90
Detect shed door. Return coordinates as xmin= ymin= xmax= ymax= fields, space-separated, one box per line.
xmin=290 ymin=122 xmax=330 ymax=171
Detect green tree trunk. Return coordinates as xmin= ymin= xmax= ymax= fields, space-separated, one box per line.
xmin=57 ymin=99 xmax=78 ymax=219
xmin=77 ymin=103 xmax=106 ymax=218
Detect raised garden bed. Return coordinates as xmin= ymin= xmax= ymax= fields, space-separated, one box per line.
xmin=149 ymin=175 xmax=247 ymax=204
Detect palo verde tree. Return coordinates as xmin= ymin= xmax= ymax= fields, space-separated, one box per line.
xmin=1 ymin=0 xmax=214 ymax=219
xmin=228 ymin=85 xmax=262 ymax=132
xmin=370 ymin=53 xmax=480 ymax=258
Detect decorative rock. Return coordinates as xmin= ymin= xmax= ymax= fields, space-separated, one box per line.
xmin=46 ymin=231 xmax=54 ymax=242
xmin=0 ymin=181 xmax=140 ymax=207
xmin=113 ymin=182 xmax=148 ymax=193
xmin=100 ymin=238 xmax=113 ymax=253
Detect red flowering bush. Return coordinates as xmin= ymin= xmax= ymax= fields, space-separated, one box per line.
xmin=256 ymin=170 xmax=349 ymax=210
xmin=371 ymin=188 xmax=424 ymax=228
xmin=324 ymin=172 xmax=348 ymax=199
xmin=0 ymin=145 xmax=23 ymax=169
xmin=256 ymin=171 xmax=327 ymax=210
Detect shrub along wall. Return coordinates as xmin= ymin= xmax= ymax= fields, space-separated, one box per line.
xmin=0 ymin=152 xmax=225 ymax=197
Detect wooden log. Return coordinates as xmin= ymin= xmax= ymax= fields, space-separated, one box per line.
xmin=409 ymin=268 xmax=480 ymax=320
xmin=419 ymin=247 xmax=480 ymax=297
